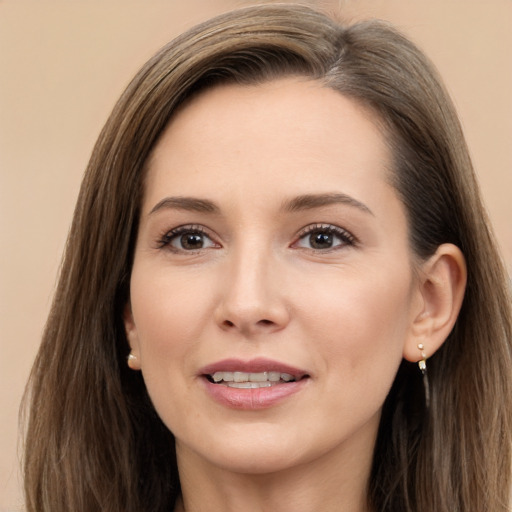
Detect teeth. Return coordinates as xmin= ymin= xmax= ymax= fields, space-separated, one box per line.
xmin=249 ymin=372 xmax=268 ymax=382
xmin=268 ymin=371 xmax=281 ymax=382
xmin=227 ymin=381 xmax=273 ymax=389
xmin=213 ymin=371 xmax=232 ymax=383
xmin=210 ymin=371 xmax=296 ymax=384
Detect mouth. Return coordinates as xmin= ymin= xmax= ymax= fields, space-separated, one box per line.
xmin=205 ymin=371 xmax=306 ymax=389
xmin=200 ymin=358 xmax=310 ymax=409
xmin=200 ymin=358 xmax=310 ymax=389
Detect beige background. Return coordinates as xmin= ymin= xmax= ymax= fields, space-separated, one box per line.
xmin=1 ymin=1 xmax=511 ymax=509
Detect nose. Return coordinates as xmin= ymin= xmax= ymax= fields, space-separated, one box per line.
xmin=214 ymin=245 xmax=290 ymax=337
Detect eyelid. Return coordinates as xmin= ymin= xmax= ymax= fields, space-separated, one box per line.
xmin=157 ymin=224 xmax=220 ymax=251
xmin=155 ymin=222 xmax=356 ymax=252
xmin=293 ymin=223 xmax=357 ymax=250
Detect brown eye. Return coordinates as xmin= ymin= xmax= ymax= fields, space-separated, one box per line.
xmin=178 ymin=233 xmax=206 ymax=250
xmin=294 ymin=224 xmax=355 ymax=251
xmin=309 ymin=231 xmax=334 ymax=249
xmin=160 ymin=226 xmax=218 ymax=252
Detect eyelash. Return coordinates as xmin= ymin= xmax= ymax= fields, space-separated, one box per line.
xmin=157 ymin=225 xmax=217 ymax=252
xmin=294 ymin=224 xmax=357 ymax=251
xmin=157 ymin=223 xmax=357 ymax=253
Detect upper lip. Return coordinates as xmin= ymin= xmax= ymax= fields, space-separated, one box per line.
xmin=199 ymin=357 xmax=309 ymax=380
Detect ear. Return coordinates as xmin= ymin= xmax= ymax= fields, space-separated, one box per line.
xmin=403 ymin=243 xmax=467 ymax=363
xmin=124 ymin=303 xmax=142 ymax=371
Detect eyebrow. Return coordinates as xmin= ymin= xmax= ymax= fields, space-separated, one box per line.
xmin=148 ymin=192 xmax=373 ymax=216
xmin=283 ymin=193 xmax=373 ymax=215
xmin=149 ymin=196 xmax=220 ymax=215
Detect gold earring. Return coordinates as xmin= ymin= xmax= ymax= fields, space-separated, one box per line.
xmin=127 ymin=353 xmax=138 ymax=370
xmin=417 ymin=343 xmax=430 ymax=408
xmin=417 ymin=343 xmax=427 ymax=374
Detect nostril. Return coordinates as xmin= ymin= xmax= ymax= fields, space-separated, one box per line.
xmin=218 ymin=317 xmax=282 ymax=332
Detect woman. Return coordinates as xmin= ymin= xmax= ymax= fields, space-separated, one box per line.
xmin=23 ymin=4 xmax=512 ymax=511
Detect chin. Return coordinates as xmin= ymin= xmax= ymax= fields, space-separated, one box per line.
xmin=205 ymin=447 xmax=307 ymax=475
xmin=174 ymin=420 xmax=353 ymax=477
xmin=175 ymin=423 xmax=314 ymax=474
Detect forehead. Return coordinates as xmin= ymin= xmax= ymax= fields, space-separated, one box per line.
xmin=144 ymin=78 xmax=393 ymax=213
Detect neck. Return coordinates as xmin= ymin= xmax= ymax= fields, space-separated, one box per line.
xmin=174 ymin=415 xmax=378 ymax=512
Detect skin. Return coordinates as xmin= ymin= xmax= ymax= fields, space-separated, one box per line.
xmin=125 ymin=78 xmax=466 ymax=512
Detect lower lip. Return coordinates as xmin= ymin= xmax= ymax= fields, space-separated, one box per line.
xmin=202 ymin=378 xmax=308 ymax=410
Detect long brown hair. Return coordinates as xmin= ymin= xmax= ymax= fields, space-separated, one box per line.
xmin=23 ymin=4 xmax=512 ymax=511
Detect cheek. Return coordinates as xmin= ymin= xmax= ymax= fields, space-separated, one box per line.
xmin=129 ymin=265 xmax=215 ymax=370
xmin=300 ymin=265 xmax=414 ymax=389
xmin=128 ymin=269 xmax=210 ymax=428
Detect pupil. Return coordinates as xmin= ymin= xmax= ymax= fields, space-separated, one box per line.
xmin=181 ymin=233 xmax=203 ymax=249
xmin=311 ymin=232 xmax=332 ymax=249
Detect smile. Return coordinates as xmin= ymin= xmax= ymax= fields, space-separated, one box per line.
xmin=200 ymin=358 xmax=310 ymax=409
xmin=208 ymin=371 xmax=296 ymax=388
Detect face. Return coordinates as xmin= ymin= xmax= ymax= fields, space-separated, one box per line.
xmin=125 ymin=78 xmax=423 ymax=475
